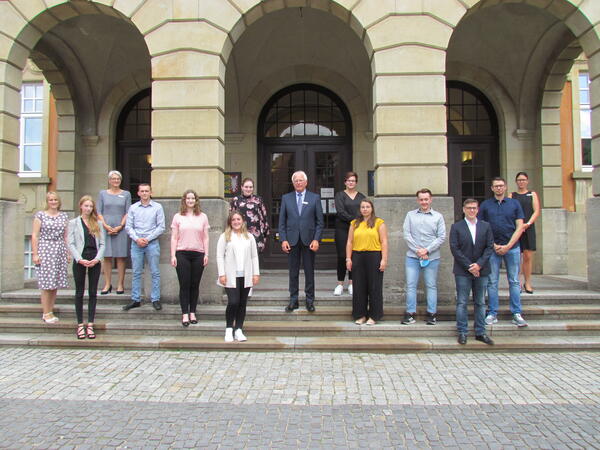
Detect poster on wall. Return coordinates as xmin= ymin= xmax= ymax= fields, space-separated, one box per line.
xmin=224 ymin=172 xmax=241 ymax=197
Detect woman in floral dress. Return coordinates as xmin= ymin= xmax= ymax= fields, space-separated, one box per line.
xmin=32 ymin=191 xmax=70 ymax=323
xmin=229 ymin=177 xmax=270 ymax=253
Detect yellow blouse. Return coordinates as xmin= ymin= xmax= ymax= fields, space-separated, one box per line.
xmin=351 ymin=217 xmax=384 ymax=251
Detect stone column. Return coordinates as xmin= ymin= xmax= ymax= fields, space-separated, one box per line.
xmin=587 ymin=51 xmax=600 ymax=289
xmin=0 ymin=61 xmax=24 ymax=291
xmin=366 ymin=13 xmax=454 ymax=303
xmin=144 ymin=22 xmax=232 ymax=302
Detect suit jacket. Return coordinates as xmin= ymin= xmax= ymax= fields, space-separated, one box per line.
xmin=278 ymin=190 xmax=324 ymax=246
xmin=67 ymin=217 xmax=106 ymax=262
xmin=449 ymin=219 xmax=494 ymax=277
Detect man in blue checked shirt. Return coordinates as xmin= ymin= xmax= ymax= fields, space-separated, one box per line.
xmin=123 ymin=183 xmax=165 ymax=311
xmin=401 ymin=188 xmax=446 ymax=326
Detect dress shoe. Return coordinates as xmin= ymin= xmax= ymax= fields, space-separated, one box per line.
xmin=122 ymin=301 xmax=141 ymax=311
xmin=475 ymin=334 xmax=494 ymax=345
xmin=285 ymin=301 xmax=299 ymax=312
xmin=116 ymin=289 xmax=125 ymax=295
xmin=306 ymin=302 xmax=315 ymax=312
xmin=100 ymin=285 xmax=112 ymax=295
xmin=458 ymin=334 xmax=467 ymax=345
xmin=189 ymin=313 xmax=198 ymax=324
xmin=152 ymin=301 xmax=162 ymax=311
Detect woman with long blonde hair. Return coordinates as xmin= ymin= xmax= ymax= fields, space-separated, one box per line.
xmin=67 ymin=195 xmax=106 ymax=339
xmin=32 ymin=191 xmax=70 ymax=323
xmin=216 ymin=211 xmax=260 ymax=342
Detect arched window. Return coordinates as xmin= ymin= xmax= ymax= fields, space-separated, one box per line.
xmin=116 ymin=89 xmax=151 ymax=199
xmin=446 ymin=82 xmax=499 ymax=220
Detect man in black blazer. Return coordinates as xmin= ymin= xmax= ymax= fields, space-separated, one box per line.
xmin=449 ymin=198 xmax=495 ymax=345
xmin=279 ymin=171 xmax=324 ymax=312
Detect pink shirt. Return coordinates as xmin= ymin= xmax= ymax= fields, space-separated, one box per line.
xmin=171 ymin=212 xmax=210 ymax=253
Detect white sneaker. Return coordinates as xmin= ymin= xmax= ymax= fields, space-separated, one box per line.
xmin=224 ymin=327 xmax=234 ymax=342
xmin=333 ymin=284 xmax=343 ymax=296
xmin=248 ymin=288 xmax=253 ymax=297
xmin=485 ymin=314 xmax=498 ymax=325
xmin=348 ymin=284 xmax=353 ymax=296
xmin=234 ymin=329 xmax=247 ymax=342
xmin=512 ymin=313 xmax=528 ymax=327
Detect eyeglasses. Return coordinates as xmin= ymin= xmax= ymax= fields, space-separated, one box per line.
xmin=492 ymin=185 xmax=505 ymax=189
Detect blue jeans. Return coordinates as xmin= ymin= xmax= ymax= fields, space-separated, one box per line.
xmin=405 ymin=256 xmax=439 ymax=314
xmin=455 ymin=275 xmax=488 ymax=335
xmin=487 ymin=245 xmax=521 ymax=316
xmin=131 ymin=239 xmax=161 ymax=303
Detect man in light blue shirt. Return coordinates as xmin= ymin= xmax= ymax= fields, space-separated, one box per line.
xmin=123 ymin=183 xmax=165 ymax=311
xmin=401 ymin=188 xmax=446 ymax=325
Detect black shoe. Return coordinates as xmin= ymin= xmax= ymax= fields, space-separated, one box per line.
xmin=182 ymin=320 xmax=190 ymax=327
xmin=458 ymin=334 xmax=467 ymax=345
xmin=285 ymin=301 xmax=299 ymax=312
xmin=426 ymin=313 xmax=437 ymax=325
xmin=306 ymin=302 xmax=315 ymax=312
xmin=122 ymin=301 xmax=140 ymax=311
xmin=475 ymin=334 xmax=494 ymax=345
xmin=401 ymin=313 xmax=416 ymax=325
xmin=152 ymin=301 xmax=162 ymax=311
xmin=190 ymin=314 xmax=198 ymax=325
xmin=100 ymin=285 xmax=112 ymax=295
xmin=116 ymin=289 xmax=125 ymax=295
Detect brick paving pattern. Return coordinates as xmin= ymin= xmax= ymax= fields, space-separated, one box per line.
xmin=0 ymin=349 xmax=598 ymax=448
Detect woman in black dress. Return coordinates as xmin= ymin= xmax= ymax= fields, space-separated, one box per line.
xmin=229 ymin=177 xmax=270 ymax=253
xmin=333 ymin=171 xmax=366 ymax=296
xmin=510 ymin=172 xmax=540 ymax=293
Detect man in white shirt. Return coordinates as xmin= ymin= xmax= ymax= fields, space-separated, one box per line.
xmin=449 ymin=199 xmax=495 ymax=345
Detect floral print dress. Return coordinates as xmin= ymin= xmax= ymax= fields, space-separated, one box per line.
xmin=229 ymin=194 xmax=271 ymax=252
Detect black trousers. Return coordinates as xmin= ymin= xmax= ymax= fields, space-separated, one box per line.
xmin=288 ymin=241 xmax=315 ymax=303
xmin=73 ymin=250 xmax=101 ymax=323
xmin=335 ymin=226 xmax=352 ymax=282
xmin=175 ymin=250 xmax=205 ymax=315
xmin=351 ymin=251 xmax=384 ymax=320
xmin=225 ymin=277 xmax=250 ymax=329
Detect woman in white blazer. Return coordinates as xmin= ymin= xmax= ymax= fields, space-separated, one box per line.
xmin=67 ymin=195 xmax=106 ymax=339
xmin=217 ymin=211 xmax=260 ymax=342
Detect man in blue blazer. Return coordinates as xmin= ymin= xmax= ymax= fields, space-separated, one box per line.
xmin=449 ymin=198 xmax=495 ymax=345
xmin=279 ymin=171 xmax=324 ymax=312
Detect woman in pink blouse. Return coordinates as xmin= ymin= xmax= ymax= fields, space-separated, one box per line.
xmin=170 ymin=190 xmax=210 ymax=326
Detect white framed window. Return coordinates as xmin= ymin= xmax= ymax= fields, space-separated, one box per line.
xmin=578 ymin=73 xmax=592 ymax=169
xmin=24 ymin=237 xmax=36 ymax=280
xmin=19 ymin=83 xmax=44 ymax=176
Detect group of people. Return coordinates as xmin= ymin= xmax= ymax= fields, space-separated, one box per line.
xmin=31 ymin=168 xmax=539 ymax=344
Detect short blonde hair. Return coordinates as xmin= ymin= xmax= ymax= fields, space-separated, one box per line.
xmin=108 ymin=170 xmax=122 ymax=180
xmin=45 ymin=191 xmax=62 ymax=210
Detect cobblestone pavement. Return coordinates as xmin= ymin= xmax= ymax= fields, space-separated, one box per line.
xmin=0 ymin=349 xmax=598 ymax=448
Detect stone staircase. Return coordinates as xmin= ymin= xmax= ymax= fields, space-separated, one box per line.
xmin=1 ymin=271 xmax=599 ymax=352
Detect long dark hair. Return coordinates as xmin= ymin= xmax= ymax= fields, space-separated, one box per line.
xmin=353 ymin=199 xmax=377 ymax=229
xmin=179 ymin=189 xmax=201 ymax=215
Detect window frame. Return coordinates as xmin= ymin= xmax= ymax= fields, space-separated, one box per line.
xmin=19 ymin=82 xmax=44 ymax=177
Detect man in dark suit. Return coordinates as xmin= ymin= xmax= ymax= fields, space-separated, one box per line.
xmin=449 ymin=198 xmax=495 ymax=345
xmin=279 ymin=170 xmax=324 ymax=312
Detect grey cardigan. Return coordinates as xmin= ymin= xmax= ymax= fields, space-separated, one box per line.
xmin=67 ymin=217 xmax=106 ymax=262
xmin=216 ymin=232 xmax=260 ymax=288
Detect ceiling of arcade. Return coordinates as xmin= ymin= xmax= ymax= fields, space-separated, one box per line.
xmin=31 ymin=14 xmax=150 ymax=135
xmin=225 ymin=7 xmax=372 ymax=131
xmin=447 ymin=3 xmax=577 ymax=130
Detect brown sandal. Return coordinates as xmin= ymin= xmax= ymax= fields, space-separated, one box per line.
xmin=86 ymin=324 xmax=96 ymax=339
xmin=76 ymin=324 xmax=86 ymax=339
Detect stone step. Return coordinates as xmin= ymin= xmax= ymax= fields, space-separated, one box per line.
xmin=0 ymin=332 xmax=599 ymax=352
xmin=1 ymin=317 xmax=599 ymax=337
xmin=2 ymin=303 xmax=600 ymax=321
xmin=3 ymin=289 xmax=600 ymax=305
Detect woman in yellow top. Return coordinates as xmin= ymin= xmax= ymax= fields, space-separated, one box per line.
xmin=345 ymin=199 xmax=388 ymax=325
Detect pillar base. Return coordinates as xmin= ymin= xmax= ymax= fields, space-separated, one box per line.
xmin=0 ymin=200 xmax=24 ymax=292
xmin=586 ymin=197 xmax=600 ymax=290
xmin=144 ymin=198 xmax=229 ymax=303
